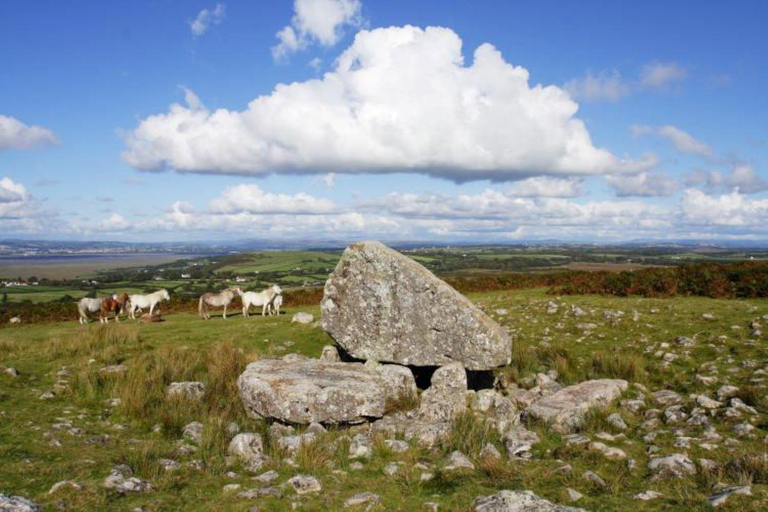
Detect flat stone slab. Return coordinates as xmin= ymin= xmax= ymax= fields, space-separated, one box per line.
xmin=238 ymin=358 xmax=387 ymax=424
xmin=526 ymin=379 xmax=628 ymax=433
xmin=321 ymin=241 xmax=511 ymax=370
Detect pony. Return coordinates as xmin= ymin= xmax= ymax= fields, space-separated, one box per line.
xmin=99 ymin=293 xmax=130 ymax=323
xmin=198 ymin=286 xmax=242 ymax=320
xmin=268 ymin=293 xmax=283 ymax=316
xmin=128 ymin=289 xmax=170 ymax=319
xmin=76 ymin=297 xmax=104 ymax=324
xmin=241 ymin=284 xmax=282 ymax=318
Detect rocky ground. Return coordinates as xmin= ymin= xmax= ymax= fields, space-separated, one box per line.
xmin=1 ymin=285 xmax=768 ymax=510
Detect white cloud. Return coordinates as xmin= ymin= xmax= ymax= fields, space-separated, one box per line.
xmin=0 ymin=177 xmax=53 ymax=233
xmin=681 ymin=188 xmax=768 ymax=227
xmin=687 ymin=163 xmax=768 ymax=194
xmin=124 ymin=26 xmax=653 ymax=182
xmin=322 ymin=173 xmax=336 ymax=187
xmin=640 ymin=62 xmax=687 ymax=89
xmin=272 ymin=0 xmax=363 ymax=60
xmin=96 ymin=213 xmax=132 ymax=232
xmin=632 ymin=124 xmax=712 ymax=158
xmin=208 ymin=183 xmax=335 ymax=214
xmin=564 ymin=70 xmax=630 ymax=102
xmin=0 ymin=115 xmax=59 ymax=151
xmin=189 ymin=4 xmax=226 ymax=37
xmin=507 ymin=177 xmax=582 ymax=197
xmin=606 ymin=172 xmax=677 ymax=197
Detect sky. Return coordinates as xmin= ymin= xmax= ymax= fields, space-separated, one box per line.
xmin=1 ymin=0 xmax=767 ymax=244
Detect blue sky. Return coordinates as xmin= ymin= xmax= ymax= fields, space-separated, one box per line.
xmin=1 ymin=0 xmax=766 ymax=243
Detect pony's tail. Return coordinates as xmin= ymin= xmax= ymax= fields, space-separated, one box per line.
xmin=198 ymin=295 xmax=205 ymax=318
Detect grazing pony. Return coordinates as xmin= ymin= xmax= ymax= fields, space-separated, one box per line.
xmin=199 ymin=286 xmax=242 ymax=320
xmin=241 ymin=284 xmax=282 ymax=318
xmin=268 ymin=293 xmax=283 ymax=316
xmin=100 ymin=293 xmax=130 ymax=323
xmin=128 ymin=289 xmax=170 ymax=319
xmin=76 ymin=297 xmax=104 ymax=324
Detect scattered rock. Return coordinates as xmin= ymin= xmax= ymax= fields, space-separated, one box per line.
xmin=588 ymin=441 xmax=626 ymax=460
xmin=565 ymin=489 xmax=582 ymax=502
xmin=4 ymin=367 xmax=19 ymax=377
xmin=582 ymin=471 xmax=607 ymax=488
xmin=182 ymin=422 xmax=204 ymax=443
xmin=349 ymin=434 xmax=373 ymax=459
xmin=292 ymin=312 xmax=314 ymax=324
xmin=102 ymin=466 xmax=154 ymax=493
xmin=479 ymin=443 xmax=502 ymax=460
xmin=238 ymin=358 xmax=387 ymax=424
xmin=651 ymin=390 xmax=681 ymax=406
xmin=606 ymin=413 xmax=628 ymax=430
xmin=228 ymin=433 xmax=265 ymax=470
xmin=708 ymin=486 xmax=751 ymax=507
xmin=48 ymin=480 xmax=82 ymax=494
xmin=634 ymin=491 xmax=662 ymax=501
xmin=166 ymin=381 xmax=206 ymax=400
xmin=444 ymin=450 xmax=475 ymax=471
xmin=526 ymin=379 xmax=628 ymax=433
xmin=0 ymin=494 xmax=41 ymax=512
xmin=648 ymin=454 xmax=696 ymax=479
xmin=473 ymin=490 xmax=584 ymax=511
xmin=503 ymin=426 xmax=539 ymax=459
xmin=344 ymin=492 xmax=381 ymax=508
xmin=320 ymin=241 xmax=511 ymax=370
xmin=286 ymin=475 xmax=322 ymax=494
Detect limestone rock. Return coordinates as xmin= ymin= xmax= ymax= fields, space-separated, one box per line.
xmin=526 ymin=379 xmax=628 ymax=433
xmin=102 ymin=466 xmax=154 ymax=493
xmin=365 ymin=361 xmax=417 ymax=402
xmin=286 ymin=475 xmax=322 ymax=494
xmin=320 ymin=241 xmax=511 ymax=370
xmin=238 ymin=359 xmax=387 ymax=424
xmin=344 ymin=492 xmax=381 ymax=508
xmin=473 ymin=490 xmax=585 ymax=511
xmin=648 ymin=453 xmax=696 ymax=479
xmin=708 ymin=486 xmax=751 ymax=507
xmin=228 ymin=433 xmax=264 ymax=469
xmin=503 ymin=426 xmax=539 ymax=459
xmin=320 ymin=345 xmax=341 ymax=362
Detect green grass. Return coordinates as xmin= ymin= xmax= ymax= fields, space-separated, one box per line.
xmin=2 ymin=290 xmax=768 ymax=510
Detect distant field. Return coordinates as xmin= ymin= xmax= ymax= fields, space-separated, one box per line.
xmin=0 ymin=254 xmax=197 ymax=280
xmin=214 ymin=250 xmax=340 ymax=275
xmin=555 ymin=262 xmax=669 ymax=272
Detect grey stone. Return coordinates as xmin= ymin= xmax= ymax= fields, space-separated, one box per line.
xmin=286 ymin=475 xmax=322 ymax=494
xmin=708 ymin=486 xmax=751 ymax=507
xmin=503 ymin=426 xmax=539 ymax=459
xmin=365 ymin=361 xmax=417 ymax=402
xmin=652 ymin=390 xmax=682 ymax=406
xmin=648 ymin=453 xmax=696 ymax=479
xmin=320 ymin=241 xmax=511 ymax=370
xmin=292 ymin=312 xmax=314 ymax=324
xmin=479 ymin=443 xmax=502 ymax=460
xmin=473 ymin=490 xmax=585 ymax=511
xmin=418 ymin=363 xmax=467 ymax=422
xmin=385 ymin=439 xmax=409 ymax=453
xmin=165 ymin=381 xmax=206 ymax=400
xmin=444 ymin=450 xmax=475 ymax=471
xmin=582 ymin=471 xmax=607 ymax=488
xmin=349 ymin=434 xmax=373 ymax=459
xmin=182 ymin=422 xmax=204 ymax=443
xmin=526 ymin=379 xmax=628 ymax=433
xmin=606 ymin=413 xmax=628 ymax=430
xmin=634 ymin=491 xmax=662 ymax=500
xmin=228 ymin=433 xmax=264 ymax=469
xmin=320 ymin=345 xmax=341 ymax=362
xmin=102 ymin=466 xmax=154 ymax=493
xmin=238 ymin=358 xmax=387 ymax=424
xmin=344 ymin=492 xmax=381 ymax=508
xmin=0 ymin=494 xmax=41 ymax=511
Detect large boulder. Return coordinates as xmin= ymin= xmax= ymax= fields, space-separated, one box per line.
xmin=526 ymin=379 xmax=628 ymax=433
xmin=238 ymin=358 xmax=387 ymax=424
xmin=321 ymin=241 xmax=511 ymax=370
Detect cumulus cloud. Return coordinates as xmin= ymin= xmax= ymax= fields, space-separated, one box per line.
xmin=208 ymin=183 xmax=335 ymax=214
xmin=687 ymin=163 xmax=768 ymax=194
xmin=0 ymin=115 xmax=59 ymax=151
xmin=96 ymin=213 xmax=132 ymax=232
xmin=564 ymin=70 xmax=631 ymax=102
xmin=272 ymin=0 xmax=363 ymax=60
xmin=681 ymin=188 xmax=768 ymax=227
xmin=632 ymin=124 xmax=713 ymax=159
xmin=0 ymin=177 xmax=54 ymax=233
xmin=506 ymin=177 xmax=583 ymax=197
xmin=606 ymin=172 xmax=677 ymax=197
xmin=123 ymin=26 xmax=652 ymax=182
xmin=640 ymin=62 xmax=687 ymax=89
xmin=189 ymin=4 xmax=226 ymax=37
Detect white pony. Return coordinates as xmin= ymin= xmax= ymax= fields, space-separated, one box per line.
xmin=199 ymin=286 xmax=242 ymax=320
xmin=128 ymin=289 xmax=170 ymax=319
xmin=268 ymin=293 xmax=283 ymax=316
xmin=76 ymin=297 xmax=104 ymax=324
xmin=241 ymin=285 xmax=282 ymax=318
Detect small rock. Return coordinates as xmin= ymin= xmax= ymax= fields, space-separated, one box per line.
xmin=319 ymin=345 xmax=341 ymax=362
xmin=48 ymin=481 xmax=82 ymax=494
xmin=582 ymin=471 xmax=607 ymax=488
xmin=648 ymin=453 xmax=696 ymax=479
xmin=634 ymin=490 xmax=662 ymax=501
xmin=166 ymin=381 xmax=206 ymax=400
xmin=474 ymin=490 xmax=585 ymax=511
xmin=479 ymin=443 xmax=502 ymax=460
xmin=0 ymin=494 xmax=41 ymax=511
xmin=444 ymin=450 xmax=475 ymax=471
xmin=291 ymin=312 xmax=314 ymax=324
xmin=344 ymin=492 xmax=381 ymax=508
xmin=286 ymin=475 xmax=322 ymax=494
xmin=606 ymin=413 xmax=628 ymax=430
xmin=708 ymin=486 xmax=751 ymax=507
xmin=566 ymin=488 xmax=582 ymax=502
xmin=503 ymin=426 xmax=539 ymax=459
xmin=182 ymin=422 xmax=204 ymax=443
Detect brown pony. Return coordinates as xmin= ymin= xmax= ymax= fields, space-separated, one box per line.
xmin=100 ymin=293 xmax=130 ymax=324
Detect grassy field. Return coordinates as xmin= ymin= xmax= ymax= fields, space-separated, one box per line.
xmin=2 ymin=289 xmax=767 ymax=510
xmin=0 ymin=254 xmax=197 ymax=280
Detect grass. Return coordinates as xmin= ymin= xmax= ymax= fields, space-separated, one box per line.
xmin=2 ymin=289 xmax=768 ymax=510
